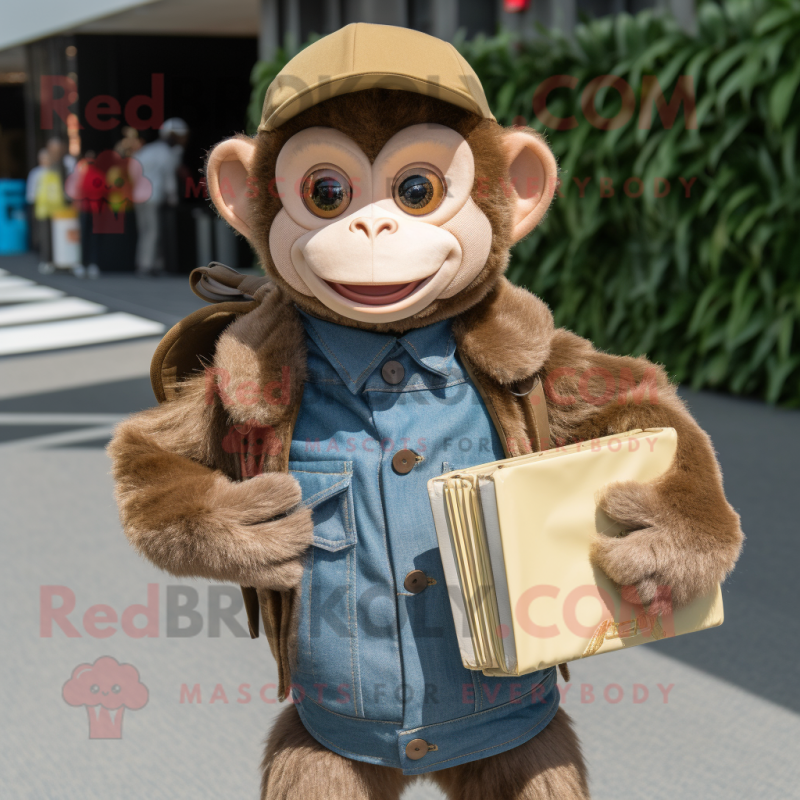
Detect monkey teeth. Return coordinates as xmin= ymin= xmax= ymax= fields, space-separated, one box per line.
xmin=327 ymin=281 xmax=423 ymax=305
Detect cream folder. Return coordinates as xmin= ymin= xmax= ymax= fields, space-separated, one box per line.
xmin=427 ymin=428 xmax=724 ymax=676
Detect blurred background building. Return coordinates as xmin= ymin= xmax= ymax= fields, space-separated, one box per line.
xmin=1 ymin=0 xmax=695 ymax=179
xmin=0 ymin=0 xmax=695 ymax=271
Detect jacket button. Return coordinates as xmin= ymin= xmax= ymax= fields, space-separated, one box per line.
xmin=381 ymin=360 xmax=405 ymax=385
xmin=404 ymin=570 xmax=427 ymax=593
xmin=405 ymin=738 xmax=430 ymax=760
xmin=392 ymin=449 xmax=416 ymax=474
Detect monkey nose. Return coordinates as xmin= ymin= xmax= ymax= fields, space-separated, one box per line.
xmin=349 ymin=217 xmax=398 ymax=239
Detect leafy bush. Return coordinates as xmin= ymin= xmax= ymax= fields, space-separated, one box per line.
xmin=248 ymin=1 xmax=800 ymax=405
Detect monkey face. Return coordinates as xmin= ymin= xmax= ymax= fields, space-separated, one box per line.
xmin=267 ymin=124 xmax=491 ymax=323
xmin=206 ymin=91 xmax=557 ymax=331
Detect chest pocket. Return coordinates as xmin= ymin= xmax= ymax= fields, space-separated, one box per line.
xmin=290 ymin=461 xmax=356 ymax=551
xmin=288 ymin=460 xmax=362 ymax=718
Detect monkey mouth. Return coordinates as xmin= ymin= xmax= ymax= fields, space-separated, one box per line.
xmin=326 ymin=281 xmax=423 ymax=306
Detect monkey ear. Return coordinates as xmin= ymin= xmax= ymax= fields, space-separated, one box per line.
xmin=206 ymin=137 xmax=257 ymax=239
xmin=503 ymin=130 xmax=558 ymax=244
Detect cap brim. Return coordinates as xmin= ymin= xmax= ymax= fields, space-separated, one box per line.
xmin=258 ymin=72 xmax=495 ymax=132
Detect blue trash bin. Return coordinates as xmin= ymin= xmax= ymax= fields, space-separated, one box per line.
xmin=0 ymin=179 xmax=28 ymax=255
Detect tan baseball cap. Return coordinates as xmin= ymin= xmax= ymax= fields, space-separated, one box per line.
xmin=258 ymin=23 xmax=495 ymax=132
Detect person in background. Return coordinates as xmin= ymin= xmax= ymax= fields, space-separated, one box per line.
xmin=69 ymin=150 xmax=104 ymax=277
xmin=47 ymin=137 xmax=76 ymax=180
xmin=26 ymin=149 xmax=49 ymax=251
xmin=33 ymin=149 xmax=66 ymax=272
xmin=115 ymin=126 xmax=143 ymax=159
xmin=132 ymin=118 xmax=189 ymax=276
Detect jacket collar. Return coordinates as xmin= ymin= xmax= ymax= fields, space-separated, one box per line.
xmin=299 ymin=309 xmax=452 ymax=394
xmin=212 ymin=277 xmax=556 ymax=425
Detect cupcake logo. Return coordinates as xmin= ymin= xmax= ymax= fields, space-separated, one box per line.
xmin=62 ymin=656 xmax=148 ymax=739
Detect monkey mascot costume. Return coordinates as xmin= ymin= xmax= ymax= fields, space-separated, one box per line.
xmin=109 ymin=23 xmax=742 ymax=799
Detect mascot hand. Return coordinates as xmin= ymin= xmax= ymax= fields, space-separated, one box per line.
xmin=203 ymin=472 xmax=313 ymax=590
xmin=591 ymin=478 xmax=740 ymax=614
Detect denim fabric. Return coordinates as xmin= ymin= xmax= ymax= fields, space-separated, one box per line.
xmin=288 ymin=310 xmax=559 ymax=774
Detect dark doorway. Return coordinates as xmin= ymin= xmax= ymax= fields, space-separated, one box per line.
xmin=71 ymin=34 xmax=258 ymax=272
xmin=0 ymin=83 xmax=27 ymax=178
xmin=74 ymin=34 xmax=258 ymax=181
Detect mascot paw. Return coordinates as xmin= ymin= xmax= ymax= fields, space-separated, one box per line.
xmin=250 ymin=505 xmax=314 ymax=590
xmin=209 ymin=473 xmax=314 ymax=590
xmin=591 ymin=480 xmax=682 ymax=614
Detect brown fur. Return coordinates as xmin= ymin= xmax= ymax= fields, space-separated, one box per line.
xmin=213 ymin=283 xmax=308 ymax=431
xmin=431 ymin=708 xmax=589 ymax=799
xmin=261 ymin=705 xmax=412 ymax=800
xmin=539 ymin=328 xmax=743 ymax=611
xmin=108 ymin=371 xmax=313 ymax=591
xmin=243 ymin=88 xmax=518 ymax=334
xmin=457 ymin=290 xmax=743 ymax=611
xmin=454 ymin=278 xmax=555 ymax=385
xmin=261 ymin=705 xmax=587 ymax=799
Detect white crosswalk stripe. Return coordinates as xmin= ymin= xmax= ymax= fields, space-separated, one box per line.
xmin=0 ymin=285 xmax=66 ymax=303
xmin=0 ymin=276 xmax=36 ymax=289
xmin=0 ymin=297 xmax=106 ymax=327
xmin=0 ymin=274 xmax=165 ymax=355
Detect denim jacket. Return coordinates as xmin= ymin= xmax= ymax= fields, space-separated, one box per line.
xmin=283 ymin=311 xmax=558 ymax=774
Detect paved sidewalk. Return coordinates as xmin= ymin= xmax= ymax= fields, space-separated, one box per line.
xmin=0 ymin=254 xmax=797 ymax=799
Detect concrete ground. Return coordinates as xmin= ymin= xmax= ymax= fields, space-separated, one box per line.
xmin=1 ymin=253 xmax=798 ymax=799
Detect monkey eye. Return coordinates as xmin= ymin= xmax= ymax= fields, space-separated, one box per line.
xmin=301 ymin=166 xmax=351 ymax=219
xmin=393 ymin=166 xmax=445 ymax=216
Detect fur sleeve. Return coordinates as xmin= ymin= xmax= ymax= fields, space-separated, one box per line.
xmin=107 ymin=375 xmax=312 ymax=590
xmin=542 ymin=330 xmax=743 ymax=609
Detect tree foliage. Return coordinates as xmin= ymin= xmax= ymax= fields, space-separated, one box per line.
xmin=249 ymin=1 xmax=800 ymax=405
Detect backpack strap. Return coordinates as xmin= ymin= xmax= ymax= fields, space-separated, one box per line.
xmin=151 ymin=263 xmax=272 ymax=403
xmin=150 ymin=301 xmax=257 ymax=402
xmin=190 ymin=262 xmax=273 ymax=303
xmin=509 ymin=374 xmax=550 ymax=452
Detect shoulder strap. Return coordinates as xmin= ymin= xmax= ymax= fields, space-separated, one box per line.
xmin=509 ymin=374 xmax=550 ymax=452
xmin=150 ymin=301 xmax=257 ymax=402
xmin=150 ymin=263 xmax=272 ymax=403
xmin=530 ymin=380 xmax=550 ymax=452
xmin=190 ymin=262 xmax=273 ymax=303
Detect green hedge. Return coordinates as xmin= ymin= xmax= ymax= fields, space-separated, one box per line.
xmin=249 ymin=0 xmax=800 ymax=406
